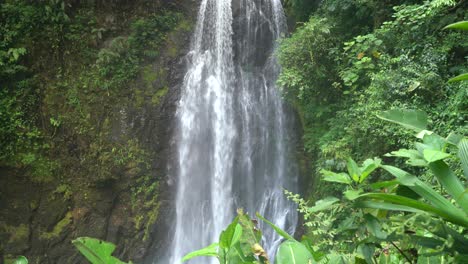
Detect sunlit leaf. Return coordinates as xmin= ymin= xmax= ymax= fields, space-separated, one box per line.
xmin=12 ymin=256 xmax=28 ymax=264
xmin=423 ymin=149 xmax=450 ymax=163
xmin=359 ymin=158 xmax=381 ymax=183
xmin=347 ymin=158 xmax=361 ymax=182
xmin=444 ymin=21 xmax=468 ymax=30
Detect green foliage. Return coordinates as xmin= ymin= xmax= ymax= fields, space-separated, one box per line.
xmin=279 ymin=0 xmax=468 ymax=201
xmin=287 ymin=109 xmax=468 ymax=263
xmin=184 ymin=209 xmax=316 ymax=264
xmin=72 ymin=237 xmax=130 ymax=264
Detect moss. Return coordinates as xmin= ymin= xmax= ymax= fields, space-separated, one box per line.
xmin=0 ymin=223 xmax=29 ymax=244
xmin=151 ymin=86 xmax=169 ymax=106
xmin=39 ymin=211 xmax=72 ymax=240
xmin=142 ymin=65 xmax=158 ymax=89
xmin=134 ymin=215 xmax=144 ymax=230
xmin=143 ymin=196 xmax=160 ymax=242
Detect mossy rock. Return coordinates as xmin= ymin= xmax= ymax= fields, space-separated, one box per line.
xmin=39 ymin=211 xmax=73 ymax=240
xmin=151 ymin=87 xmax=169 ymax=106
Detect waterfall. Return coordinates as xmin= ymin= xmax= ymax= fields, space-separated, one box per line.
xmin=166 ymin=0 xmax=298 ymax=263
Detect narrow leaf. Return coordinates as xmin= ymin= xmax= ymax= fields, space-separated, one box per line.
xmin=444 ymin=21 xmax=468 ymax=30
xmin=448 ymin=73 xmax=468 ymax=83
xmin=256 ymin=213 xmax=294 ymax=241
xmin=423 ymin=149 xmax=450 ymax=163
xmin=458 ymin=138 xmax=468 ymax=180
xmin=355 ymin=200 xmax=423 ymax=213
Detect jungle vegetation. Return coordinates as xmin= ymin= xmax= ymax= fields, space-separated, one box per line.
xmin=1 ymin=0 xmax=467 ymax=263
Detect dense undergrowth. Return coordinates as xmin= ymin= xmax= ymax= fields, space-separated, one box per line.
xmin=275 ymin=0 xmax=468 ymax=262
xmin=281 ymin=0 xmax=467 ymax=198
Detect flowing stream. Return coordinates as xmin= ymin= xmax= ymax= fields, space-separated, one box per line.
xmin=167 ymin=0 xmax=298 ymax=263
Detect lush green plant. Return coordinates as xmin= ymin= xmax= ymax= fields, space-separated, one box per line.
xmin=183 ymin=209 xmax=314 ymax=264
xmin=288 ymin=109 xmax=467 ymax=263
xmin=278 ymin=0 xmax=467 ymax=203
xmin=72 ymin=237 xmax=132 ymax=264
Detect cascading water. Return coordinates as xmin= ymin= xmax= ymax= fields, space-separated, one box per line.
xmin=166 ymin=0 xmax=298 ymax=263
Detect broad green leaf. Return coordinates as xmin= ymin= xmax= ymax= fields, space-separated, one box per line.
xmin=377 ymin=109 xmax=428 ymax=132
xmin=458 ymin=138 xmax=468 ymax=180
xmin=256 ymin=213 xmax=294 ymax=241
xmin=344 ymin=189 xmax=362 ymax=200
xmin=72 ymin=237 xmax=128 ymax=264
xmin=381 ymin=165 xmax=468 ymax=225
xmin=386 ymin=148 xmax=422 ymax=159
xmin=308 ymin=197 xmax=340 ymax=213
xmin=444 ymin=21 xmax=468 ymax=30
xmin=448 ymin=73 xmax=468 ymax=83
xmin=182 ymin=243 xmax=219 ymax=262
xmin=13 ymin=256 xmax=28 ymax=264
xmin=346 ymin=158 xmax=361 ymax=182
xmin=422 ymin=133 xmax=446 ymax=151
xmin=321 ymin=169 xmax=351 ymax=184
xmin=358 ymin=193 xmax=468 ymax=227
xmin=423 ymin=149 xmax=450 ymax=163
xmin=428 ymin=160 xmax=468 ymax=214
xmin=275 ymin=240 xmax=315 ymax=264
xmin=385 ymin=148 xmax=426 ymax=166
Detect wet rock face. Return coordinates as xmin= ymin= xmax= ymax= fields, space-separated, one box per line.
xmin=0 ymin=1 xmax=196 ymax=263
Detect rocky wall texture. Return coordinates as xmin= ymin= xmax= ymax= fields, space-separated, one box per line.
xmin=0 ymin=0 xmax=197 ymax=263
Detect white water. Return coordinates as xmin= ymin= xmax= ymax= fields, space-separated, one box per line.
xmin=166 ymin=0 xmax=298 ymax=263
